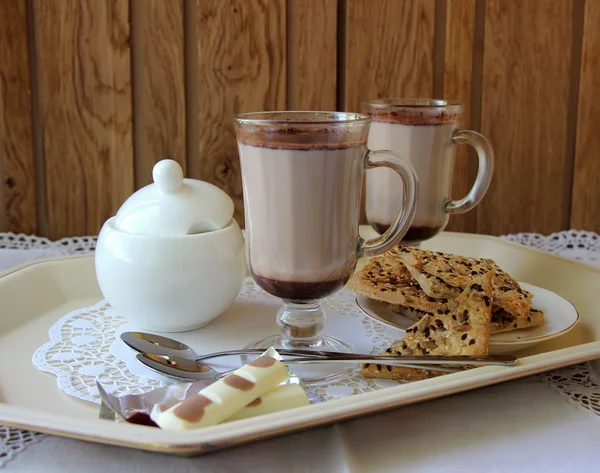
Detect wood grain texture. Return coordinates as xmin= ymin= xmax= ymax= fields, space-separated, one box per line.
xmin=477 ymin=0 xmax=573 ymax=235
xmin=571 ymin=0 xmax=600 ymax=231
xmin=442 ymin=0 xmax=476 ymax=234
xmin=131 ymin=0 xmax=186 ymax=188
xmin=192 ymin=0 xmax=286 ymax=225
xmin=287 ymin=0 xmax=337 ymax=110
xmin=345 ymin=0 xmax=436 ymax=224
xmin=344 ymin=0 xmax=436 ymax=111
xmin=0 ymin=0 xmax=37 ymax=234
xmin=36 ymin=0 xmax=133 ymax=239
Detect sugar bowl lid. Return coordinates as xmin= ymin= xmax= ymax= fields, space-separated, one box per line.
xmin=114 ymin=159 xmax=235 ymax=236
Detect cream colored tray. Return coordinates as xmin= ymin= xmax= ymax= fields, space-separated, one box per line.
xmin=1 ymin=230 xmax=599 ymax=456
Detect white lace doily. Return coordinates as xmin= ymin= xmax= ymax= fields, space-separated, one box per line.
xmin=2 ymin=229 xmax=600 ymax=467
xmin=32 ymin=279 xmax=402 ymax=404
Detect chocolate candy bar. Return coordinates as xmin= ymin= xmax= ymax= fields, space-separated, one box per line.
xmin=154 ymin=355 xmax=288 ymax=430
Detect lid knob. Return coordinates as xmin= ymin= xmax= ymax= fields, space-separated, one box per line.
xmin=153 ymin=159 xmax=184 ymax=194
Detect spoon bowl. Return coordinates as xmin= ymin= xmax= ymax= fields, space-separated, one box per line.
xmin=121 ymin=331 xmax=363 ymax=361
xmin=122 ymin=332 xmax=199 ymax=360
xmin=138 ymin=353 xmax=222 ymax=381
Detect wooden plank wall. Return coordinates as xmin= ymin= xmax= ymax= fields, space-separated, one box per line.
xmin=0 ymin=0 xmax=598 ymax=239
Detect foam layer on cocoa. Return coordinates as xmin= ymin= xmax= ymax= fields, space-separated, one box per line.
xmin=236 ymin=126 xmax=367 ymax=150
xmin=368 ymin=108 xmax=461 ymax=126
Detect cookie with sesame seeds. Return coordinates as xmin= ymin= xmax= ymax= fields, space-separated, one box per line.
xmin=346 ymin=255 xmax=449 ymax=314
xmin=490 ymin=308 xmax=545 ymax=334
xmin=361 ymin=271 xmax=493 ymax=381
xmin=389 ymin=246 xmax=535 ymax=323
xmin=402 ymin=262 xmax=463 ymax=299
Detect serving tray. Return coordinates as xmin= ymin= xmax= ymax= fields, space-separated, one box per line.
xmin=0 ymin=230 xmax=599 ymax=456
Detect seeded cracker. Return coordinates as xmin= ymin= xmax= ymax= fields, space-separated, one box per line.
xmin=402 ymin=263 xmax=463 ymax=299
xmin=346 ymin=254 xmax=449 ymax=314
xmin=491 ymin=308 xmax=545 ymax=334
xmin=362 ymin=271 xmax=494 ymax=381
xmin=390 ymin=246 xmax=540 ymax=329
xmin=391 ymin=304 xmax=544 ymax=335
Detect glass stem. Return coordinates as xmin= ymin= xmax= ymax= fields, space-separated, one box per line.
xmin=276 ymin=300 xmax=326 ymax=348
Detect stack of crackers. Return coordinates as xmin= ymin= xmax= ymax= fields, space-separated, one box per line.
xmin=348 ymin=246 xmax=544 ymax=381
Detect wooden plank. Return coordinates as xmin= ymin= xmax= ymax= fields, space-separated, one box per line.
xmin=192 ymin=0 xmax=286 ymax=226
xmin=442 ymin=0 xmax=476 ymax=234
xmin=477 ymin=0 xmax=573 ymax=235
xmin=131 ymin=0 xmax=186 ymax=188
xmin=36 ymin=0 xmax=133 ymax=239
xmin=286 ymin=0 xmax=337 ymax=110
xmin=345 ymin=0 xmax=436 ymax=224
xmin=344 ymin=0 xmax=436 ymax=111
xmin=0 ymin=0 xmax=37 ymax=234
xmin=571 ymin=0 xmax=600 ymax=231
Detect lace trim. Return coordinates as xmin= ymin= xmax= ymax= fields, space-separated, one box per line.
xmin=542 ymin=363 xmax=600 ymax=416
xmin=0 ymin=427 xmax=44 ymax=467
xmin=0 ymin=232 xmax=97 ymax=253
xmin=501 ymin=230 xmax=600 ymax=267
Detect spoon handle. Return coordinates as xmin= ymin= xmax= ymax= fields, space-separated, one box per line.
xmin=214 ymin=363 xmax=463 ymax=376
xmin=197 ymin=350 xmax=516 ymax=366
xmin=195 ymin=348 xmax=352 ymax=361
xmin=279 ymin=355 xmax=516 ymax=367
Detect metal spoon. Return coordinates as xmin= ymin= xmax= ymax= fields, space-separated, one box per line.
xmin=121 ymin=331 xmax=365 ymax=361
xmin=136 ymin=353 xmax=461 ymax=380
xmin=137 ymin=352 xmax=516 ymax=382
xmin=123 ymin=331 xmax=517 ymax=367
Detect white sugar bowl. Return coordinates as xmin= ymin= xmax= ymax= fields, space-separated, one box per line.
xmin=95 ymin=159 xmax=245 ymax=332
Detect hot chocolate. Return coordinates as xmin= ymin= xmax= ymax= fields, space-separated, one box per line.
xmin=365 ymin=102 xmax=460 ymax=243
xmin=237 ymin=129 xmax=365 ymax=302
xmin=235 ymin=111 xmax=418 ymax=368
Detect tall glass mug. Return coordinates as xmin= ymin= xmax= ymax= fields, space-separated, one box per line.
xmin=235 ymin=111 xmax=418 ymax=380
xmin=363 ymin=99 xmax=494 ymax=245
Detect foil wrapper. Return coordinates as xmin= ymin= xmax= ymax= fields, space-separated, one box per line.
xmin=97 ymin=347 xmax=323 ymax=427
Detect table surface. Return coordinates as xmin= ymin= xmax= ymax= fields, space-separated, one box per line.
xmin=1 ymin=234 xmax=600 ymax=473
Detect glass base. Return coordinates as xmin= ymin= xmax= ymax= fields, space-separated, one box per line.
xmin=243 ymin=334 xmax=356 ymax=385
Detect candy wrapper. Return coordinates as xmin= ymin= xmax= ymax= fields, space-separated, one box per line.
xmin=97 ymin=347 xmax=323 ymax=429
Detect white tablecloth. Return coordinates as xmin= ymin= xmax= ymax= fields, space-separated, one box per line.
xmin=2 ymin=234 xmax=600 ymax=472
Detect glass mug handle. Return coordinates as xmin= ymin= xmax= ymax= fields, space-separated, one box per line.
xmin=358 ymin=150 xmax=418 ymax=257
xmin=444 ymin=130 xmax=495 ymax=214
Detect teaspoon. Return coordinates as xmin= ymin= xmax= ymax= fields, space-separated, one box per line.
xmin=123 ymin=331 xmax=517 ymax=367
xmin=121 ymin=331 xmax=362 ymax=361
xmin=136 ymin=353 xmax=468 ymax=381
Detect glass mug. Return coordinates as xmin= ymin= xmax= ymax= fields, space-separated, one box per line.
xmin=363 ymin=99 xmax=494 ymax=245
xmin=235 ymin=112 xmax=418 ymax=381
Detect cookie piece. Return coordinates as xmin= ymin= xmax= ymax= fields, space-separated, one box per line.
xmin=491 ymin=308 xmax=545 ymax=334
xmin=391 ymin=303 xmax=544 ymax=334
xmin=362 ymin=272 xmax=494 ymax=381
xmin=347 ymin=255 xmax=449 ymax=314
xmin=403 ymin=263 xmax=463 ymax=299
xmin=390 ymin=247 xmax=532 ymax=320
xmin=361 ymin=350 xmax=446 ymax=381
xmin=390 ymin=246 xmax=495 ymax=287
